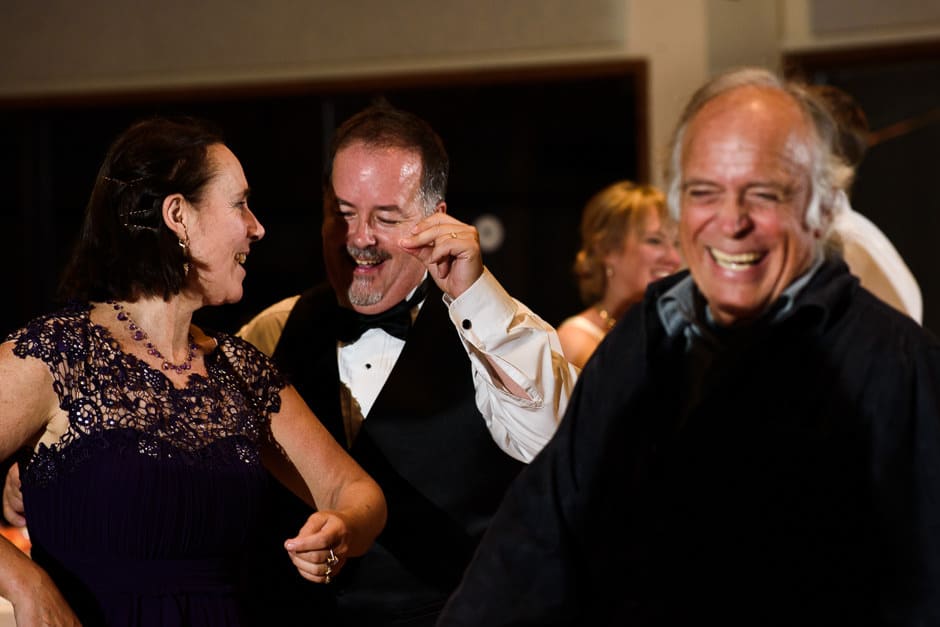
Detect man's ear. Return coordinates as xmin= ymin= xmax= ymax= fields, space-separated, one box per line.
xmin=162 ymin=194 xmax=188 ymax=241
xmin=814 ymin=189 xmax=847 ymax=239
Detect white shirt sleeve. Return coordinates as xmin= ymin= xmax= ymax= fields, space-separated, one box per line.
xmin=445 ymin=268 xmax=579 ymax=462
xmin=832 ymin=206 xmax=923 ymax=324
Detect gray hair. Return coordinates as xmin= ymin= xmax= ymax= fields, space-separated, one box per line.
xmin=664 ymin=67 xmax=854 ymax=237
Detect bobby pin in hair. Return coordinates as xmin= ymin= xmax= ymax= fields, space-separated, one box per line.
xmin=102 ymin=174 xmax=145 ymax=187
xmin=118 ymin=207 xmax=160 ymax=234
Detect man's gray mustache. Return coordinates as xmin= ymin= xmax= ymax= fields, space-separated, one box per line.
xmin=347 ymin=246 xmax=392 ymax=263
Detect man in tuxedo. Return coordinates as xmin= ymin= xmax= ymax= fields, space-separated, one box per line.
xmin=437 ymin=67 xmax=940 ymax=626
xmin=237 ymin=103 xmax=577 ymax=626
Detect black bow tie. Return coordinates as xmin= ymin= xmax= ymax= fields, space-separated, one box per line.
xmin=335 ymin=279 xmax=430 ymax=343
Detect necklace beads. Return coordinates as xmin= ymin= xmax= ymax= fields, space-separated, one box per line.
xmin=596 ymin=307 xmax=616 ymax=331
xmin=107 ymin=301 xmax=198 ymax=374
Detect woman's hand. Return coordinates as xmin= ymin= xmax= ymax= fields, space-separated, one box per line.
xmin=284 ymin=510 xmax=350 ymax=584
xmin=267 ymin=386 xmax=387 ymax=578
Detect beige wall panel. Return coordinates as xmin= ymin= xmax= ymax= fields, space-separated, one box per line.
xmin=1 ymin=0 xmax=626 ymax=95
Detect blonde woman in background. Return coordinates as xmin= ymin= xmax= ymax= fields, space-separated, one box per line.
xmin=558 ymin=181 xmax=682 ymax=368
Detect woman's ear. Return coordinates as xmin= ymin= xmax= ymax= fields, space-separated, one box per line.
xmin=601 ymin=247 xmax=621 ymax=271
xmin=162 ymin=194 xmax=188 ymax=241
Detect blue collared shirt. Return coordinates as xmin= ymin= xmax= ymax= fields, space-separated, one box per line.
xmin=657 ymin=254 xmax=825 ymax=349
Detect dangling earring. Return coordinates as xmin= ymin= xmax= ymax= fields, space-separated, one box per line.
xmin=605 ymin=266 xmax=613 ymax=278
xmin=179 ymin=230 xmax=191 ymax=275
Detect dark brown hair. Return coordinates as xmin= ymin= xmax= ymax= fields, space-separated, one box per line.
xmin=58 ymin=116 xmax=224 ymax=302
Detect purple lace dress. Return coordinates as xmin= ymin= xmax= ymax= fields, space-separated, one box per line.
xmin=8 ymin=304 xmax=286 ymax=626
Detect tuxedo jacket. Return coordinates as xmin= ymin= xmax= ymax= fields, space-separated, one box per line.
xmin=249 ymin=282 xmax=523 ymax=626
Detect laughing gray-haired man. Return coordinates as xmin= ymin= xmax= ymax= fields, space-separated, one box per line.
xmin=437 ymin=67 xmax=940 ymax=626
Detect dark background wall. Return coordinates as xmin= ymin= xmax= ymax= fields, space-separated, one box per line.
xmin=0 ymin=62 xmax=646 ymax=338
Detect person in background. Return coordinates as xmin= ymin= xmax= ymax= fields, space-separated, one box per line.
xmin=557 ymin=181 xmax=682 ymax=367
xmin=812 ymin=83 xmax=923 ymax=323
xmin=236 ymin=103 xmax=577 ymax=626
xmin=437 ymin=67 xmax=940 ymax=626
xmin=0 ymin=116 xmax=385 ymax=626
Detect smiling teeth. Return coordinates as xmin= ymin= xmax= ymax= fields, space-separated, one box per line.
xmin=355 ymin=259 xmax=380 ymax=267
xmin=710 ymin=248 xmax=761 ymax=270
xmin=235 ymin=253 xmax=247 ymax=265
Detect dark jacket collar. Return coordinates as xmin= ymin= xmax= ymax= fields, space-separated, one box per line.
xmin=651 ymin=255 xmax=857 ymax=347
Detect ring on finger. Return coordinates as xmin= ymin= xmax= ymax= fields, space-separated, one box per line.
xmin=324 ymin=574 xmax=332 ymax=585
xmin=327 ymin=548 xmax=339 ymax=567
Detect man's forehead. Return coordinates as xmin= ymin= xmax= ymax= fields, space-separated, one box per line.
xmin=682 ymin=86 xmax=814 ymax=179
xmin=335 ymin=142 xmax=422 ymax=174
xmin=332 ymin=143 xmax=424 ymax=208
xmin=682 ymin=139 xmax=811 ymax=184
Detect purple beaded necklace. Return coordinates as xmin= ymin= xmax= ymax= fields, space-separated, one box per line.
xmin=107 ymin=301 xmax=198 ymax=374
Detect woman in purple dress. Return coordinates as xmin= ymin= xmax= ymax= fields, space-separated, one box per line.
xmin=0 ymin=117 xmax=386 ymax=626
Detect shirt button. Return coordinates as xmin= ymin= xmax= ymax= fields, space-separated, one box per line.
xmin=462 ymin=319 xmax=472 ymax=330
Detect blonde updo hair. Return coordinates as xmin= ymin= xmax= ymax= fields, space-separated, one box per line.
xmin=573 ymin=180 xmax=668 ymax=305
